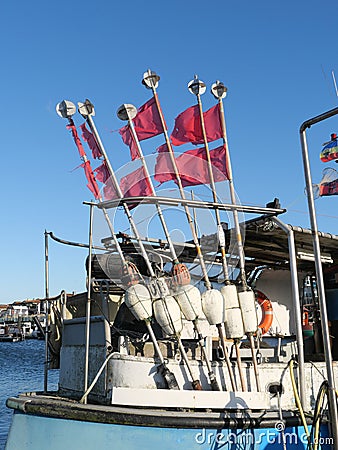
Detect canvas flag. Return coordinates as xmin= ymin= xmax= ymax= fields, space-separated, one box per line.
xmin=320 ymin=134 xmax=338 ymax=162
xmin=119 ymin=97 xmax=163 ymax=160
xmin=155 ymin=144 xmax=228 ymax=187
xmin=170 ymin=104 xmax=222 ymax=146
xmin=118 ymin=166 xmax=153 ymax=209
xmin=80 ymin=123 xmax=102 ymax=159
xmin=66 ymin=123 xmax=101 ymax=199
xmin=94 ymin=161 xmax=118 ymax=200
xmin=67 ymin=123 xmax=86 ymax=158
xmin=95 ymin=161 xmax=110 ymax=184
xmin=118 ymin=126 xmax=140 ymax=161
xmin=82 ymin=161 xmax=101 ymax=199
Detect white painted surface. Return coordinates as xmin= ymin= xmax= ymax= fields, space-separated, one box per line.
xmin=111 ymin=387 xmax=270 ymax=409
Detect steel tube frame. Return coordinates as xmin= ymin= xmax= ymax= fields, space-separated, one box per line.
xmin=44 ymin=231 xmax=49 ymax=393
xmin=82 ymin=203 xmax=94 ymax=404
xmin=300 ymin=107 xmax=338 ymax=449
xmin=272 ymin=216 xmax=305 ymax=407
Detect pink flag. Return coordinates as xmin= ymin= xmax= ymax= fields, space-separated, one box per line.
xmin=155 ymin=144 xmax=228 ymax=187
xmin=95 ymin=161 xmax=110 ymax=183
xmin=67 ymin=123 xmax=86 ymax=158
xmin=103 ymin=180 xmax=117 ymax=200
xmin=170 ymin=104 xmax=222 ymax=146
xmin=133 ymin=97 xmax=163 ymax=140
xmin=95 ymin=162 xmax=118 ymax=200
xmin=119 ymin=97 xmax=163 ymax=160
xmin=80 ymin=123 xmax=102 ymax=159
xmin=119 ymin=126 xmax=140 ymax=160
xmin=154 ymin=143 xmax=176 ymax=185
xmin=120 ymin=166 xmax=153 ymax=198
xmin=67 ymin=122 xmax=101 ymax=199
xmin=82 ymin=161 xmax=101 ymax=199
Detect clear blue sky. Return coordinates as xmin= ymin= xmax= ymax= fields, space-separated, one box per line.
xmin=1 ymin=0 xmax=338 ymax=304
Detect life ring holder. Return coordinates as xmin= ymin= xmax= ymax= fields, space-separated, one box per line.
xmin=255 ymin=290 xmax=274 ymax=335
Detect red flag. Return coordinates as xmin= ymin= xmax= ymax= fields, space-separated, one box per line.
xmin=95 ymin=161 xmax=110 ymax=183
xmin=80 ymin=123 xmax=102 ymax=159
xmin=154 ymin=143 xmax=176 ymax=185
xmin=154 ymin=144 xmax=228 ymax=187
xmin=119 ymin=97 xmax=163 ymax=160
xmin=67 ymin=123 xmax=101 ymax=199
xmin=94 ymin=162 xmax=119 ymax=200
xmin=120 ymin=166 xmax=153 ymax=198
xmin=119 ymin=126 xmax=140 ymax=160
xmin=67 ymin=123 xmax=86 ymax=158
xmin=82 ymin=161 xmax=101 ymax=199
xmin=102 ymin=179 xmax=118 ymax=200
xmin=170 ymin=104 xmax=222 ymax=146
xmin=133 ymin=97 xmax=163 ymax=140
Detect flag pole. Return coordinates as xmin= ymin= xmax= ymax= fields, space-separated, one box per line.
xmin=57 ymin=100 xmax=179 ymax=390
xmin=211 ymin=81 xmax=261 ymax=391
xmin=117 ymin=103 xmax=202 ymax=391
xmin=188 ymin=75 xmax=247 ymax=391
xmin=142 ymin=70 xmax=225 ymax=391
xmin=188 ymin=75 xmax=230 ymax=283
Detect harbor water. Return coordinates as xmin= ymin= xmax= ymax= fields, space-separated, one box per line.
xmin=0 ymin=340 xmax=58 ymax=449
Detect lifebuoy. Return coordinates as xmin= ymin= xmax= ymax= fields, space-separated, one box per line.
xmin=255 ymin=290 xmax=273 ymax=334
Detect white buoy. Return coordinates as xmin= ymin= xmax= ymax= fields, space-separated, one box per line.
xmin=221 ymin=284 xmax=240 ymax=309
xmin=174 ymin=284 xmax=203 ymax=321
xmin=201 ymin=289 xmax=224 ymax=325
xmin=153 ymin=296 xmax=183 ymax=336
xmin=238 ymin=289 xmax=258 ymax=334
xmin=224 ymin=308 xmax=244 ymax=339
xmin=124 ymin=284 xmax=152 ymax=321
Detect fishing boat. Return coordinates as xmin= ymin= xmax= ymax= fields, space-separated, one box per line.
xmin=5 ymin=71 xmax=338 ymax=449
xmin=0 ymin=324 xmax=24 ymax=342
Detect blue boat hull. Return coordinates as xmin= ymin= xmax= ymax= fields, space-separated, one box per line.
xmin=6 ymin=411 xmax=332 ymax=450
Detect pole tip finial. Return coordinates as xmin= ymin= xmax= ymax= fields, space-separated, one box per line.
xmin=78 ymin=99 xmax=95 ymax=117
xmin=211 ymin=81 xmax=227 ymax=99
xmin=117 ymin=104 xmax=137 ymax=121
xmin=142 ymin=70 xmax=160 ymax=89
xmin=56 ymin=100 xmax=76 ymax=119
xmin=188 ymin=76 xmax=206 ymax=96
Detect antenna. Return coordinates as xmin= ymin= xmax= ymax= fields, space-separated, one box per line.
xmin=332 ymin=70 xmax=338 ymax=97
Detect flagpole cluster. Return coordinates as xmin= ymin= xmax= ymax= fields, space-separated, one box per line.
xmin=56 ymin=69 xmax=270 ymax=395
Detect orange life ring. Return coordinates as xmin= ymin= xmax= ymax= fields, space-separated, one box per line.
xmin=255 ymin=290 xmax=273 ymax=334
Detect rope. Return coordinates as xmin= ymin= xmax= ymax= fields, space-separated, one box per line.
xmin=289 ymin=359 xmax=312 ymax=449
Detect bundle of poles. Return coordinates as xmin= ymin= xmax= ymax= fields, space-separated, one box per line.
xmin=56 ymin=69 xmax=262 ymax=392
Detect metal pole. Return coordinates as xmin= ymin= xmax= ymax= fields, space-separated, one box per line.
xmin=211 ymin=80 xmax=259 ymax=391
xmin=300 ymin=108 xmax=338 ymax=448
xmin=44 ymin=230 xmax=49 ymax=393
xmin=82 ymin=203 xmax=94 ymax=404
xmin=142 ymin=71 xmax=220 ymax=390
xmin=188 ymin=76 xmax=230 ymax=283
xmin=272 ymin=217 xmax=306 ymax=408
xmin=211 ymin=82 xmax=247 ymax=287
